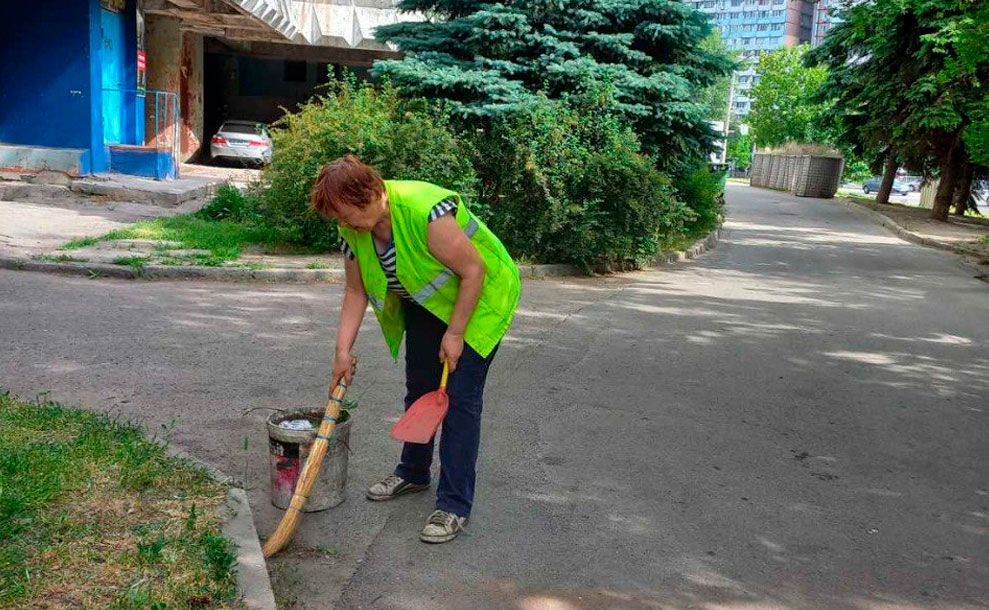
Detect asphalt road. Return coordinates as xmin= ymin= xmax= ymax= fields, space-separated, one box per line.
xmin=1 ymin=184 xmax=987 ymax=609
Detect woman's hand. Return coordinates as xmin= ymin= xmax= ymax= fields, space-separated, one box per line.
xmin=332 ymin=350 xmax=357 ymax=390
xmin=439 ymin=331 xmax=464 ymax=372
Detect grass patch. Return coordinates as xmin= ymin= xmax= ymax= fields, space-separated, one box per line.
xmin=33 ymin=254 xmax=88 ymax=263
xmin=61 ymin=237 xmax=101 ymax=250
xmin=60 ymin=215 xmax=305 ymax=265
xmin=304 ymin=261 xmax=332 ymax=270
xmin=0 ymin=390 xmax=238 ymax=609
xmin=979 ymin=235 xmax=989 ymax=244
xmin=111 ymin=256 xmax=149 ymax=270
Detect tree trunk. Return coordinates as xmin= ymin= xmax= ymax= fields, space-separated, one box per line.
xmin=951 ymin=162 xmax=974 ymax=216
xmin=931 ymin=138 xmax=963 ymax=221
xmin=876 ymin=148 xmax=898 ymax=205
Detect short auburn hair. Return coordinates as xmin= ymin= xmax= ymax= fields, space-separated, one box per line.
xmin=310 ymin=154 xmax=385 ymax=218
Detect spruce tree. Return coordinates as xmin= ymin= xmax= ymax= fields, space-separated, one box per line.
xmin=373 ymin=0 xmax=734 ymax=169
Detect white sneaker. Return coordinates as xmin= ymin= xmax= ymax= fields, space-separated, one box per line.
xmin=419 ymin=509 xmax=467 ymax=544
xmin=366 ymin=475 xmax=429 ymax=501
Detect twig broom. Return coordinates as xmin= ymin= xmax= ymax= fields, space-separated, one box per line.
xmin=262 ymin=381 xmax=348 ymax=558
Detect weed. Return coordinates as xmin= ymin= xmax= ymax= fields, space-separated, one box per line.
xmin=111 ymin=256 xmax=149 ymax=270
xmin=305 ymin=261 xmax=331 ymax=270
xmin=33 ymin=254 xmax=87 ymax=263
xmin=61 ymin=236 xmax=100 ymax=250
xmin=196 ymin=184 xmax=258 ymax=222
xmin=88 ymin=269 xmax=104 ymax=279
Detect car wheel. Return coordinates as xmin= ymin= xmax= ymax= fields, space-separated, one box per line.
xmin=863 ymin=186 xmax=870 ymax=194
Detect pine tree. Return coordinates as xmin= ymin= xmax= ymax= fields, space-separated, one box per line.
xmin=373 ymin=0 xmax=734 ymax=168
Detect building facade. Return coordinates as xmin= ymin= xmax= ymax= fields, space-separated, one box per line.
xmin=0 ymin=0 xmax=148 ymax=176
xmin=0 ymin=0 xmax=409 ymax=179
xmin=812 ymin=0 xmax=858 ymax=47
xmin=686 ymin=0 xmax=815 ymax=116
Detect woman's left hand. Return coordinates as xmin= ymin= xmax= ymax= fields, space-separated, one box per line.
xmin=439 ymin=331 xmax=464 ymax=372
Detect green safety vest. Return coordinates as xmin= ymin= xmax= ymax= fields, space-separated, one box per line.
xmin=339 ymin=180 xmax=521 ymax=360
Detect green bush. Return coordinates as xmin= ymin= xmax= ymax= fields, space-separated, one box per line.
xmin=470 ymin=98 xmax=694 ymax=270
xmin=260 ymin=79 xmax=479 ymax=250
xmin=842 ymin=157 xmax=872 ymax=183
xmin=675 ymin=164 xmax=726 ymax=235
xmin=252 ymin=79 xmax=724 ymax=269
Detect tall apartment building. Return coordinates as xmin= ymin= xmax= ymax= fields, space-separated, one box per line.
xmin=686 ymin=0 xmax=815 ymax=117
xmin=812 ymin=0 xmax=858 ymax=47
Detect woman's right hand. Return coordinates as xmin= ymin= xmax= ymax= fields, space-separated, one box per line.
xmin=331 ymin=350 xmax=357 ymax=390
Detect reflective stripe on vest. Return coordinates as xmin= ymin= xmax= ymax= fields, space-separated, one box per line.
xmin=408 ymin=217 xmax=478 ymax=304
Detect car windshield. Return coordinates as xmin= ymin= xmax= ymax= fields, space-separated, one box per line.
xmin=220 ymin=123 xmax=260 ymax=134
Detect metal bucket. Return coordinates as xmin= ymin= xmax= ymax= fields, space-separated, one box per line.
xmin=267 ymin=408 xmax=352 ymax=512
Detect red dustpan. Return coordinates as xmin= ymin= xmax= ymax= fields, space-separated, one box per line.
xmin=391 ymin=361 xmax=449 ymax=443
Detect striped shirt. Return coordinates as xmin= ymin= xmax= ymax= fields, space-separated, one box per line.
xmin=340 ymin=198 xmax=458 ymax=300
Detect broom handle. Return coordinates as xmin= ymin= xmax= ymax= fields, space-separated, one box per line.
xmin=262 ymin=381 xmax=348 ymax=558
xmin=286 ymin=382 xmax=347 ymax=510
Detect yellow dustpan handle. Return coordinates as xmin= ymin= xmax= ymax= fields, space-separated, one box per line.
xmin=440 ymin=360 xmax=450 ymax=390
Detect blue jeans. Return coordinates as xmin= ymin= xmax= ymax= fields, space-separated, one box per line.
xmin=394 ymin=301 xmax=499 ymax=517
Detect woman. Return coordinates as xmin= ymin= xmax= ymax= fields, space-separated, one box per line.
xmin=311 ymin=155 xmax=521 ymax=543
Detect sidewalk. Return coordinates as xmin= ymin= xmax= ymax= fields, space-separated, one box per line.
xmin=0 ymin=184 xmax=722 ymax=281
xmin=838 ymin=197 xmax=989 ymax=263
xmin=0 ymin=197 xmax=199 ymax=258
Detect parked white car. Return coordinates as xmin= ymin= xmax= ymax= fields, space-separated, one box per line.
xmin=210 ymin=121 xmax=272 ymax=165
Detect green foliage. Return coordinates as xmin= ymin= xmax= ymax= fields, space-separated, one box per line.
xmin=195 ymin=184 xmax=259 ymax=222
xmin=842 ymin=158 xmax=873 ymax=183
xmin=806 ymin=0 xmax=989 ymax=219
xmin=726 ymin=132 xmax=752 ymax=169
xmin=260 ymin=79 xmax=479 ymax=250
xmin=749 ymin=45 xmax=829 ymax=148
xmin=954 ymin=2 xmax=989 ymax=167
xmin=696 ymin=29 xmax=741 ymax=122
xmin=469 ymin=97 xmax=694 ymax=270
xmin=674 ymin=164 xmax=725 ymax=234
xmin=373 ymin=0 xmax=735 ymax=171
xmin=110 ymin=255 xmax=149 ymax=270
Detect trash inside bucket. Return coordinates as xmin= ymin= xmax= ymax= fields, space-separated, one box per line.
xmin=267 ymin=408 xmax=351 ymax=512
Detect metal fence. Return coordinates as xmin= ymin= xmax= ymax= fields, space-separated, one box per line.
xmin=750 ymin=153 xmax=845 ymax=198
xmin=102 ymin=88 xmax=179 ymax=180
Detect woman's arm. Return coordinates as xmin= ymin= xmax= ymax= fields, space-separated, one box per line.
xmin=332 ymin=254 xmax=368 ymax=386
xmin=427 ymin=214 xmax=486 ymax=371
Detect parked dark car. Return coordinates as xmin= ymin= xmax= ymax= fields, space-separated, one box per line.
xmin=863 ymin=176 xmax=911 ymax=195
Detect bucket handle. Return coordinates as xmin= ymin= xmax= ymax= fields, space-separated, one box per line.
xmin=241 ymin=406 xmax=287 ymax=418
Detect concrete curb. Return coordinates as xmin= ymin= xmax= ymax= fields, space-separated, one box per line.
xmin=0 ymin=257 xmax=346 ymax=283
xmin=0 ymin=224 xmax=723 ymax=283
xmin=651 ymin=225 xmax=723 ymax=266
xmin=163 ymin=444 xmax=276 ymax=610
xmin=220 ymin=489 xmax=278 ymax=610
xmin=836 ymin=198 xmax=989 ymax=263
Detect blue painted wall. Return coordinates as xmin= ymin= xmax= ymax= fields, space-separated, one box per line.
xmin=0 ymin=0 xmax=142 ymax=174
